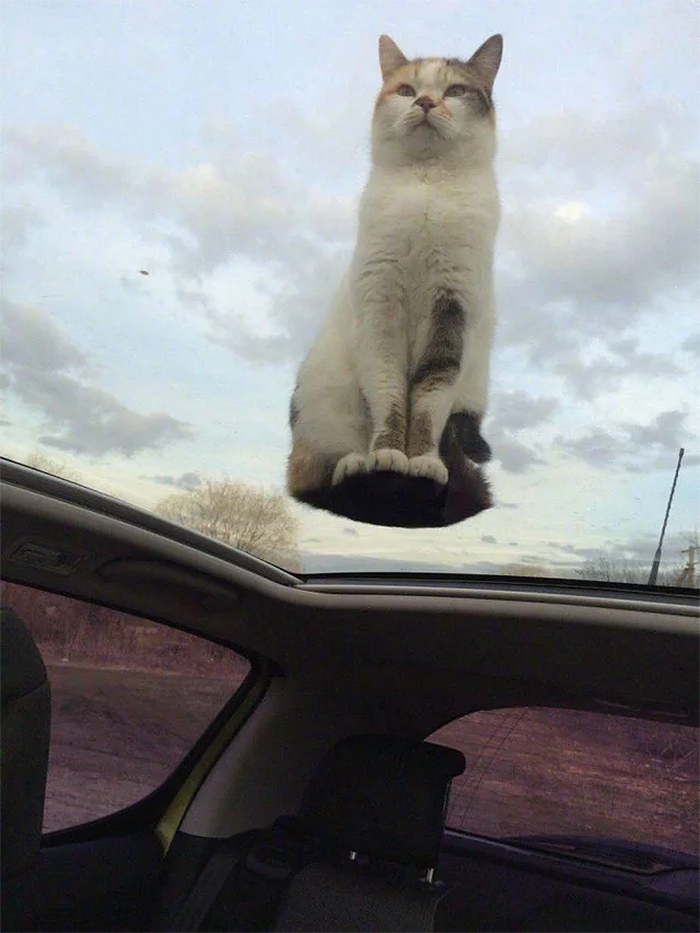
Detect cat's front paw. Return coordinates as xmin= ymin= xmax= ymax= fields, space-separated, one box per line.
xmin=332 ymin=453 xmax=368 ymax=485
xmin=367 ymin=448 xmax=409 ymax=475
xmin=407 ymin=454 xmax=448 ymax=486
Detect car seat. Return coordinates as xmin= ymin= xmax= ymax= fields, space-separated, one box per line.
xmin=1 ymin=606 xmax=51 ymax=931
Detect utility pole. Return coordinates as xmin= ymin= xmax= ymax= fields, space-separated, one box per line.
xmin=648 ymin=448 xmax=684 ymax=586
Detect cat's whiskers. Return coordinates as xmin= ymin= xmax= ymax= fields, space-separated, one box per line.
xmin=426 ymin=109 xmax=458 ymax=139
xmin=402 ymin=108 xmax=447 ymax=137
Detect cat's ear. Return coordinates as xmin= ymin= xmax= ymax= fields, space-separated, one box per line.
xmin=379 ymin=35 xmax=409 ymax=80
xmin=467 ymin=34 xmax=503 ymax=92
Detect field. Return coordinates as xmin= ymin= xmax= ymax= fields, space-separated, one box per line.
xmin=434 ymin=708 xmax=698 ymax=853
xmin=44 ymin=662 xmax=248 ymax=831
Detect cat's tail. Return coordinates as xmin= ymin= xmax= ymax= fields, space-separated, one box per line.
xmin=439 ymin=418 xmax=493 ymax=525
xmin=447 ymin=410 xmax=492 ymax=464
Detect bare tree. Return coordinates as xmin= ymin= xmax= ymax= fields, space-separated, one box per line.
xmin=576 ymin=554 xmax=688 ymax=587
xmin=676 ymin=531 xmax=699 ymax=588
xmin=24 ymin=450 xmax=82 ymax=483
xmin=576 ymin=556 xmax=647 ymax=585
xmin=500 ymin=562 xmax=551 ymax=577
xmin=155 ymin=478 xmax=300 ymax=570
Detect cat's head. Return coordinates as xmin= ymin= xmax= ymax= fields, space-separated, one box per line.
xmin=372 ymin=34 xmax=502 ymax=166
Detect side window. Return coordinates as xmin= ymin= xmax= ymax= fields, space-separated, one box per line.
xmin=430 ymin=707 xmax=698 ymax=857
xmin=1 ymin=580 xmax=250 ymax=833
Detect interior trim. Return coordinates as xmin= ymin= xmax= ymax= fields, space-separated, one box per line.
xmin=0 ymin=459 xmax=299 ymax=586
xmin=156 ymin=658 xmax=274 ymax=853
xmin=297 ymin=581 xmax=699 ymax=616
xmin=3 ymin=483 xmax=697 ymax=631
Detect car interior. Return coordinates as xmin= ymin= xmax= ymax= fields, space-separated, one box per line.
xmin=1 ymin=457 xmax=698 ymax=932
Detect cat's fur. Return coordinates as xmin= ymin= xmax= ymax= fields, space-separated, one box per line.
xmin=288 ymin=34 xmax=502 ymax=525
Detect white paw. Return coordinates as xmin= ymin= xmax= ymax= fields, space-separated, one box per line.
xmin=367 ymin=448 xmax=409 ymax=475
xmin=407 ymin=454 xmax=448 ymax=486
xmin=332 ymin=453 xmax=367 ymax=486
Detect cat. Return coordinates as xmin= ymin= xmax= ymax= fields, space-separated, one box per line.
xmin=287 ymin=33 xmax=502 ymax=526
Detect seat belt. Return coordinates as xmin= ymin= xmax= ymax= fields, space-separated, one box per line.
xmin=165 ymin=818 xmax=324 ymax=932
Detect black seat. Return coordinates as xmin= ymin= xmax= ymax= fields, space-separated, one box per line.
xmin=273 ymin=733 xmax=466 ymax=931
xmin=165 ymin=734 xmax=465 ymax=932
xmin=0 ymin=607 xmax=52 ymax=930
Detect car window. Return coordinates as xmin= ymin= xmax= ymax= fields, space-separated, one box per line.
xmin=1 ymin=580 xmax=250 ymax=833
xmin=430 ymin=707 xmax=698 ymax=857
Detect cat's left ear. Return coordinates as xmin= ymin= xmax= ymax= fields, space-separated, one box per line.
xmin=468 ymin=34 xmax=503 ymax=92
xmin=379 ymin=35 xmax=409 ymax=80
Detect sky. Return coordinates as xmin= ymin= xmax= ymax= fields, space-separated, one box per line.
xmin=2 ymin=0 xmax=699 ymax=578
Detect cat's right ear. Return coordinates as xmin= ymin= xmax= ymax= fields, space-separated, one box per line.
xmin=468 ymin=34 xmax=503 ymax=92
xmin=379 ymin=35 xmax=408 ymax=80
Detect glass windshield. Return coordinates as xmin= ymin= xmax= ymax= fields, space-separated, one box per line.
xmin=2 ymin=2 xmax=698 ymax=582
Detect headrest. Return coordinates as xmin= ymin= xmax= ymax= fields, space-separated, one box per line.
xmin=1 ymin=607 xmax=51 ymax=878
xmin=1 ymin=608 xmax=48 ymax=706
xmin=297 ymin=734 xmax=465 ymax=869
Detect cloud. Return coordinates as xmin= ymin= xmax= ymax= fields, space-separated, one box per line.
xmin=4 ymin=122 xmax=354 ymax=362
xmin=550 ymin=341 xmax=683 ymax=402
xmin=145 ymin=472 xmax=202 ymax=490
xmin=0 ymin=203 xmax=45 ymax=252
xmin=555 ymin=409 xmax=692 ymax=472
xmin=2 ymin=299 xmax=88 ymax=374
xmin=300 ymin=551 xmax=513 ymax=575
xmin=498 ymin=99 xmax=699 ymax=380
xmin=491 ymin=390 xmax=559 ymax=431
xmin=1 ymin=298 xmax=192 ymax=456
xmin=547 ymin=528 xmax=697 ymax=580
xmin=484 ymin=390 xmax=556 ymax=474
xmin=502 ymin=100 xmax=696 ymax=192
xmin=503 ymin=154 xmax=699 ymax=335
xmin=624 ymin=410 xmax=688 ymax=449
xmin=5 ymin=88 xmax=698 ymax=382
xmin=555 ymin=428 xmax=619 ymax=469
xmin=682 ymin=334 xmax=700 ymax=357
xmin=4 ymin=125 xmax=132 ymax=208
xmin=490 ymin=433 xmax=546 ymax=474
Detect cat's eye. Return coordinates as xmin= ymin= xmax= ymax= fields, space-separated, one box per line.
xmin=445 ymin=84 xmax=469 ymax=97
xmin=396 ymin=84 xmax=415 ymax=97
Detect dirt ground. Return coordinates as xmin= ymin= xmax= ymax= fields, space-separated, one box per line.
xmin=44 ymin=663 xmax=698 ymax=858
xmin=433 ymin=708 xmax=698 ymax=854
xmin=44 ymin=662 xmax=248 ymax=832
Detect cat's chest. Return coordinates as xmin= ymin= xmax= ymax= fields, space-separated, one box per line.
xmin=358 ymin=174 xmax=493 ymax=264
xmin=367 ymin=184 xmax=459 ymax=242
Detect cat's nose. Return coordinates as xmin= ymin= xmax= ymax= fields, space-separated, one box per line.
xmin=414 ymin=95 xmax=437 ymax=113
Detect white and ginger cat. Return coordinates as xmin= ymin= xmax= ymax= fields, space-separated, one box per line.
xmin=288 ymin=33 xmax=502 ymax=525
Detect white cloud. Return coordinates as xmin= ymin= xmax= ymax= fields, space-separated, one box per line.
xmin=1 ymin=298 xmax=192 ymax=457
